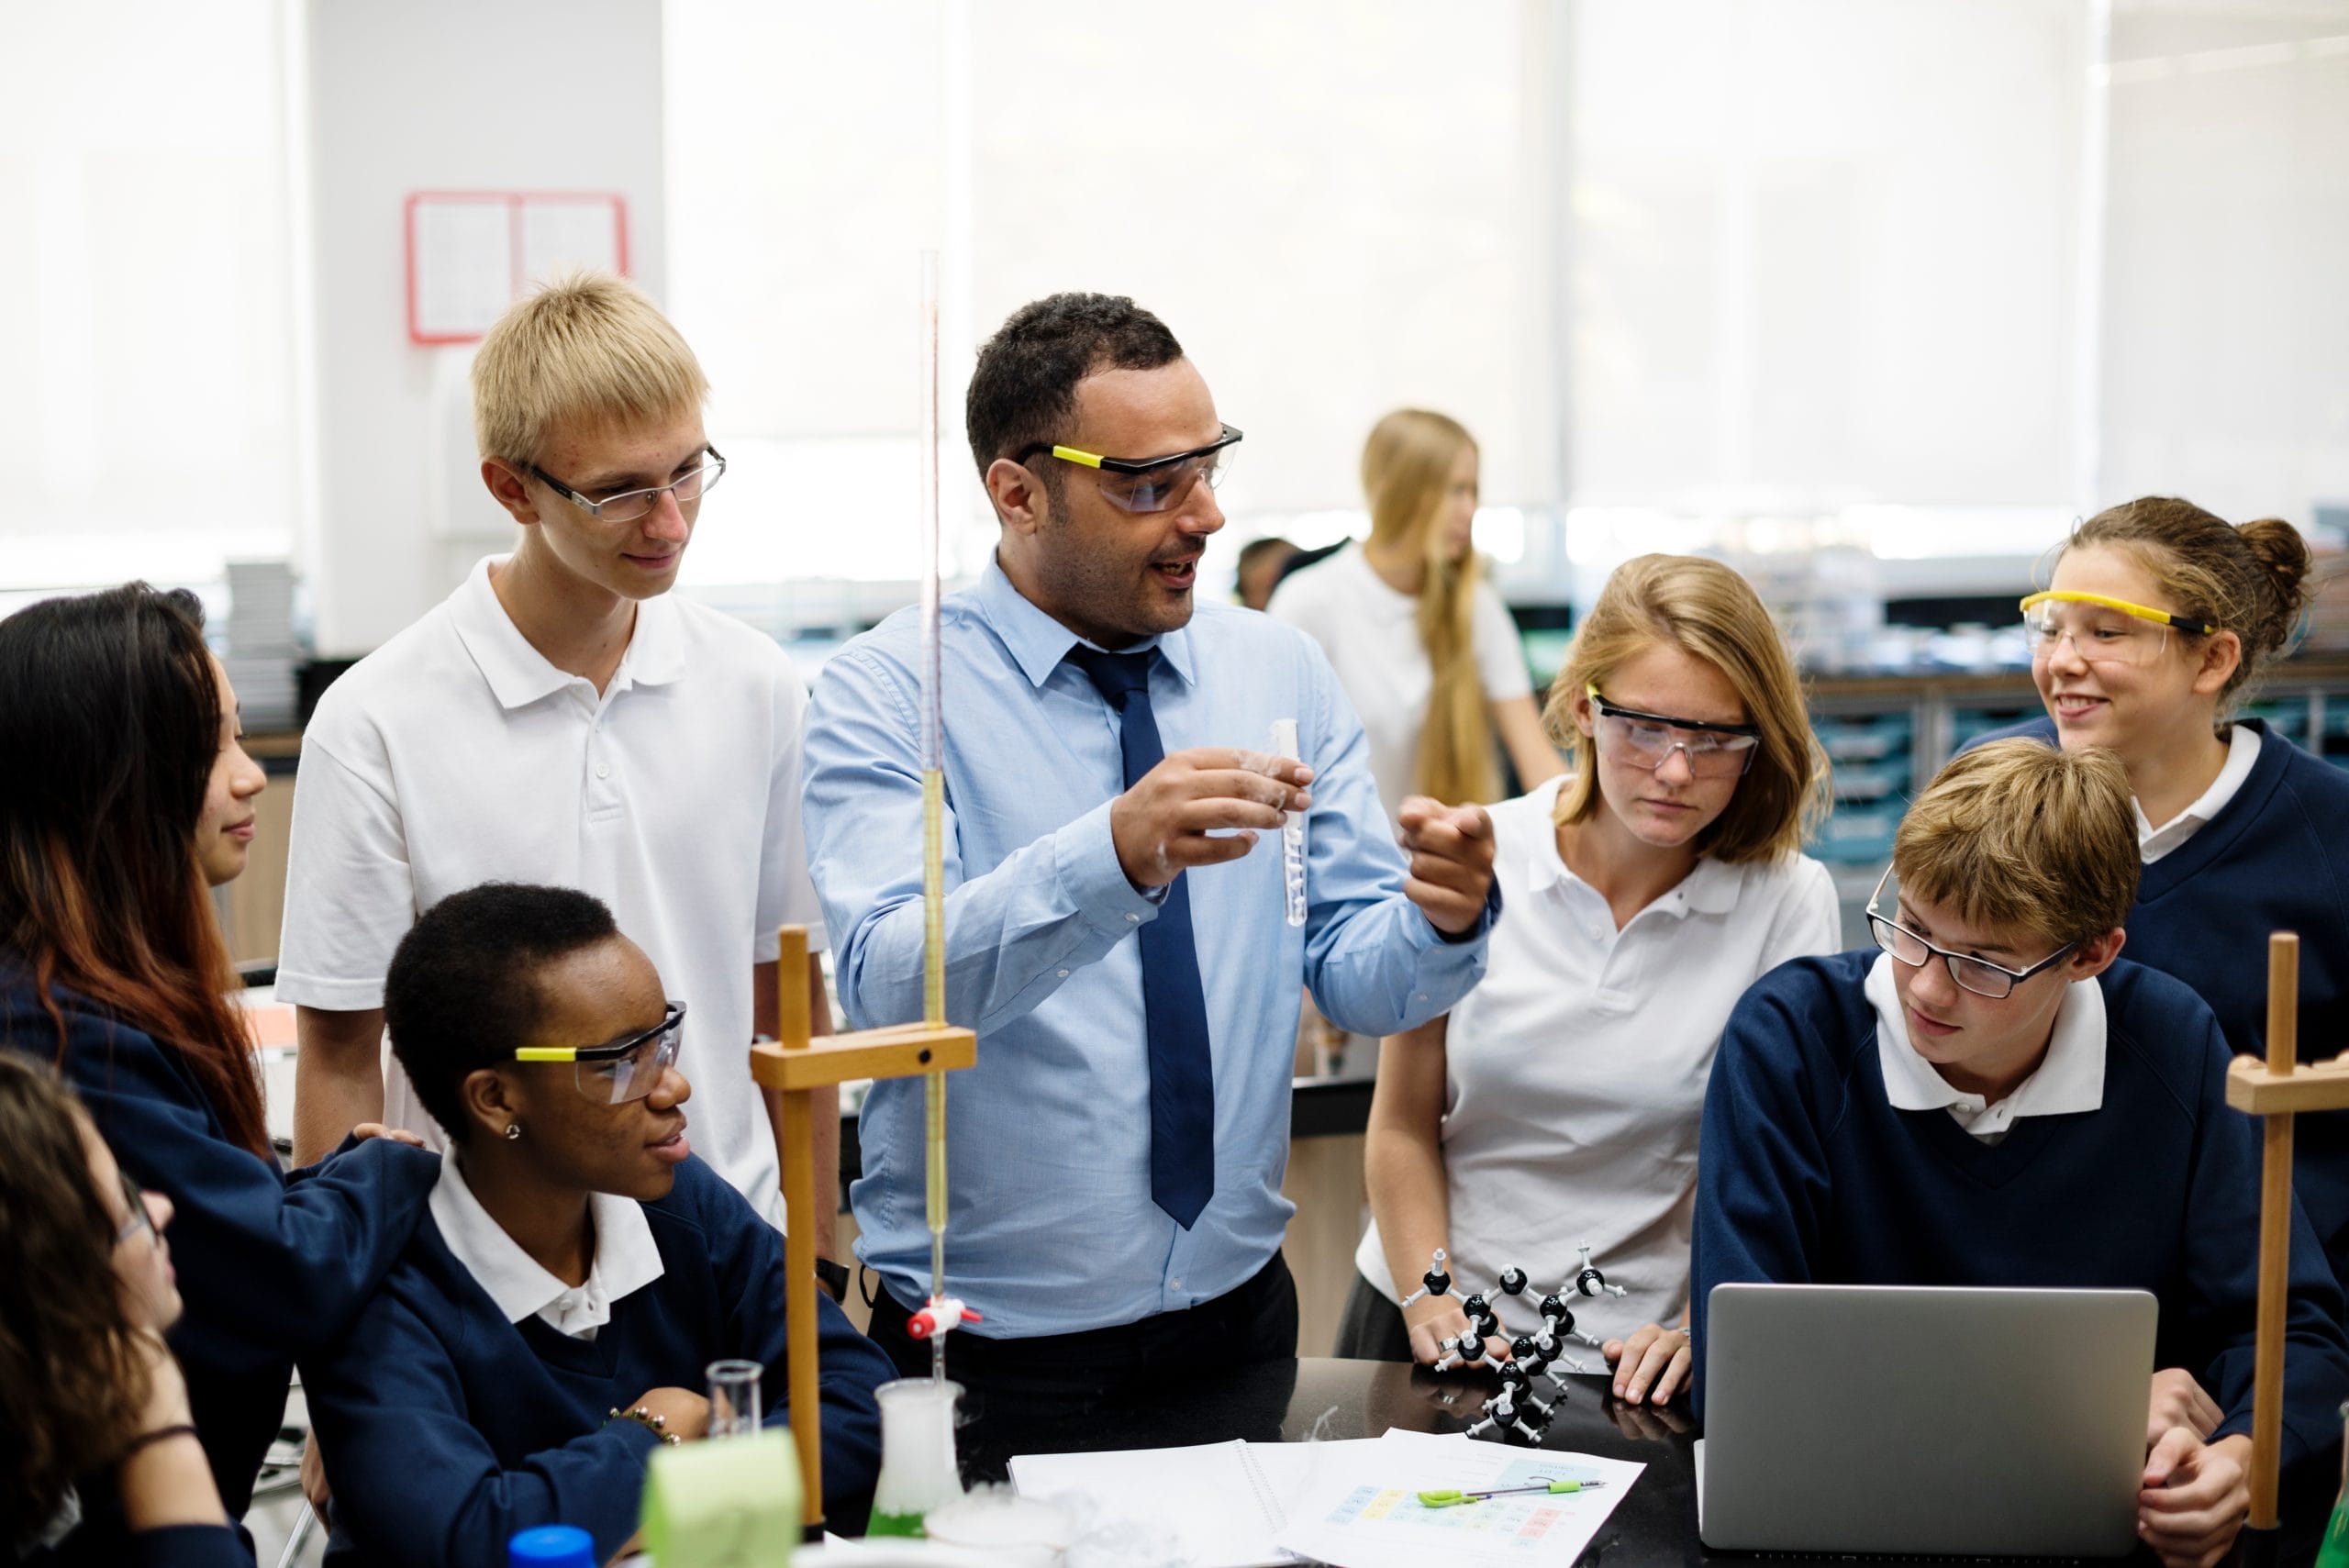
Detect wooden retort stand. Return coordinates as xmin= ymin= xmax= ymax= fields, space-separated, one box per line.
xmin=747 ymin=925 xmax=974 ymax=1530
xmin=2223 ymin=931 xmax=2348 ymax=1529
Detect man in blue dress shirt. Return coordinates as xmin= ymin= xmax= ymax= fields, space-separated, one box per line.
xmin=803 ymin=293 xmax=1500 ymax=1404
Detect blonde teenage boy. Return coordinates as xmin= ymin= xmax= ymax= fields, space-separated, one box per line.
xmin=1692 ymin=741 xmax=2349 ymax=1568
xmin=277 ymin=274 xmax=841 ymax=1271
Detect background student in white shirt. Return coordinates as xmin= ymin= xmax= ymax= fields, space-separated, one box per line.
xmin=1339 ymin=554 xmax=1839 ymax=1407
xmin=277 ymin=273 xmax=840 ymax=1262
xmin=1268 ymin=409 xmax=1562 ymax=816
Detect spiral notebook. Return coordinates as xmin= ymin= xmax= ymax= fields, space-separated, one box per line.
xmin=1010 ymin=1437 xmax=1381 ymax=1567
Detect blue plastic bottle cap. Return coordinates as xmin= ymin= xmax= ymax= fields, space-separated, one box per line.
xmin=507 ymin=1524 xmax=596 ymax=1568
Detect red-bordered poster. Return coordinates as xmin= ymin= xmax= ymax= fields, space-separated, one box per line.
xmin=404 ymin=191 xmax=630 ymax=345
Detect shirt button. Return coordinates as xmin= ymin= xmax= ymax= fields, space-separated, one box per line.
xmin=596 ymin=763 xmax=610 ymax=779
xmin=1125 ymin=913 xmax=1141 ymax=923
xmin=1417 ymin=993 xmax=1430 ymax=1002
xmin=1170 ymin=1277 xmax=1183 ymax=1290
xmin=1056 ymin=969 xmax=1070 ymax=978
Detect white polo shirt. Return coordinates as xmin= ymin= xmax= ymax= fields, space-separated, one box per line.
xmin=276 ymin=557 xmax=826 ymax=1218
xmin=1353 ymin=775 xmax=1840 ymax=1338
xmin=1267 ymin=546 xmax=1534 ymax=816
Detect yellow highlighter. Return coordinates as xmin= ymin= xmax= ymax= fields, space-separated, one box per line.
xmin=1417 ymin=1479 xmax=1606 ymax=1507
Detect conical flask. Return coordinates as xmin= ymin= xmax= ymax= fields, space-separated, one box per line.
xmin=865 ymin=1378 xmax=964 ymax=1537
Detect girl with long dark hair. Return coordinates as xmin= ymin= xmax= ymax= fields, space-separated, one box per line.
xmin=0 ymin=584 xmax=438 ymax=1543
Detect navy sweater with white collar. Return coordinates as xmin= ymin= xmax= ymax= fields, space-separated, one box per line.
xmin=305 ymin=1153 xmax=893 ymax=1568
xmin=1691 ymin=951 xmax=2349 ymax=1475
xmin=0 ymin=962 xmax=440 ymax=1534
xmin=1970 ymin=716 xmax=2349 ymax=1280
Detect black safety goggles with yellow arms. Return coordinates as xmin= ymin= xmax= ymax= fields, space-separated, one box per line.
xmin=512 ymin=1001 xmax=686 ymax=1105
xmin=1019 ymin=424 xmax=1243 ymax=514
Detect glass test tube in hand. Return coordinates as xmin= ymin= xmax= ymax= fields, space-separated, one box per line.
xmin=1270 ymin=718 xmax=1307 ymax=928
xmin=706 ymin=1358 xmax=763 ymax=1439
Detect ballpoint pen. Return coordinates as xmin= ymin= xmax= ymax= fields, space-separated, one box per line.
xmin=1416 ymin=1479 xmax=1608 ymax=1507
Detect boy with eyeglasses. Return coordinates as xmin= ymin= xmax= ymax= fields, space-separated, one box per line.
xmin=306 ymin=884 xmax=892 ymax=1563
xmin=1690 ymin=740 xmax=2349 ymax=1568
xmin=278 ymin=273 xmax=844 ymax=1279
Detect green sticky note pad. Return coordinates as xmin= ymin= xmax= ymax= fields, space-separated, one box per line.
xmin=639 ymin=1428 xmax=802 ymax=1567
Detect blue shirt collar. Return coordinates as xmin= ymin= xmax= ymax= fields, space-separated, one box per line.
xmin=975 ymin=555 xmax=1197 ymax=689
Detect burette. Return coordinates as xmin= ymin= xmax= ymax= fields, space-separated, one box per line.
xmin=917 ymin=250 xmax=951 ymax=1382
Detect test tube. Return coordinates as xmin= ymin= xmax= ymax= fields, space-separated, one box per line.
xmin=1270 ymin=718 xmax=1307 ymax=928
xmin=706 ymin=1358 xmax=763 ymax=1439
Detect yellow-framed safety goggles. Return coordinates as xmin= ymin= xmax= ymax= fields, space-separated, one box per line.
xmin=513 ymin=1001 xmax=686 ymax=1104
xmin=1018 ymin=424 xmax=1243 ymax=514
xmin=2017 ymin=590 xmax=2215 ymax=638
xmin=2018 ymin=590 xmax=2216 ymax=670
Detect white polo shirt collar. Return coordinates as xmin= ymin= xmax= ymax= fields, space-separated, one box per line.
xmin=2137 ymin=722 xmax=2260 ymax=863
xmin=429 ymin=1151 xmax=665 ymax=1340
xmin=449 ymin=558 xmax=689 ymax=711
xmin=1865 ymin=951 xmax=2105 ymax=1142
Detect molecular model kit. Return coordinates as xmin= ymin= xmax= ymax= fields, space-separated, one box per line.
xmin=1397 ymin=1244 xmax=1631 ymax=1445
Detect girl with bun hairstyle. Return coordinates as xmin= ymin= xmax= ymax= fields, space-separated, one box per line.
xmin=1974 ymin=497 xmax=2349 ymax=1278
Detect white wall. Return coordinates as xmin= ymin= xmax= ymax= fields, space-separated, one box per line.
xmin=301 ymin=0 xmax=666 ymax=656
xmin=2099 ymin=0 xmax=2349 ymax=527
xmin=0 ymin=0 xmax=298 ymax=585
xmin=1568 ymin=0 xmax=2094 ymax=514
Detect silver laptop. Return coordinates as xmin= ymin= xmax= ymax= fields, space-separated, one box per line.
xmin=1700 ymin=1283 xmax=2157 ymax=1557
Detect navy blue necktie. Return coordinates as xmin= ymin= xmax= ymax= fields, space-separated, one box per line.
xmin=1065 ymin=646 xmax=1217 ymax=1229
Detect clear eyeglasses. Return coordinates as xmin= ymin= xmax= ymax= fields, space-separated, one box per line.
xmin=528 ymin=448 xmax=728 ymax=524
xmin=1863 ymin=867 xmax=2075 ymax=1000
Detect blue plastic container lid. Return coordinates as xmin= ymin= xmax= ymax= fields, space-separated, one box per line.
xmin=507 ymin=1524 xmax=596 ymax=1568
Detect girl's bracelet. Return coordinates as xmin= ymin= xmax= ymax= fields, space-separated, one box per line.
xmin=607 ymin=1406 xmax=682 ymax=1446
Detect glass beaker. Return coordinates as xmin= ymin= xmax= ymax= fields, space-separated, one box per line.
xmin=866 ymin=1378 xmax=964 ymax=1537
xmin=706 ymin=1358 xmax=763 ymax=1439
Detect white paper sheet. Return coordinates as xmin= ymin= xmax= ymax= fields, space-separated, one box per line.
xmin=1272 ymin=1429 xmax=1645 ymax=1568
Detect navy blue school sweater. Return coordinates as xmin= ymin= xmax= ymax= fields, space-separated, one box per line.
xmin=0 ymin=963 xmax=440 ymax=1523
xmin=25 ymin=1522 xmax=252 ymax=1568
xmin=1690 ymin=951 xmax=2349 ymax=1473
xmin=1970 ymin=717 xmax=2349 ymax=1280
xmin=305 ymin=1154 xmax=893 ymax=1568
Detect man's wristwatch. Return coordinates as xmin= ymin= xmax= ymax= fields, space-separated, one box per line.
xmin=813 ymin=1256 xmax=851 ymax=1304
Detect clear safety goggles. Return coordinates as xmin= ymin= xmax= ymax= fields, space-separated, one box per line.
xmin=1024 ymin=424 xmax=1243 ymax=514
xmin=513 ymin=1001 xmax=687 ymax=1104
xmin=2019 ymin=590 xmax=2215 ymax=671
xmin=1586 ymin=684 xmax=1760 ymax=778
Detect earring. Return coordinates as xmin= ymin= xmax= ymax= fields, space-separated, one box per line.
xmin=504 ymin=1123 xmax=522 ymax=1141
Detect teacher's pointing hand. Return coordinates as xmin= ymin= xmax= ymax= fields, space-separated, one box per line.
xmin=1394 ymin=797 xmax=1496 ymax=936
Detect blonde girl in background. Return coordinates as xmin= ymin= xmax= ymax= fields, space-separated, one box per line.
xmin=1336 ymin=554 xmax=1839 ymax=1407
xmin=1269 ymin=409 xmax=1562 ymax=815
